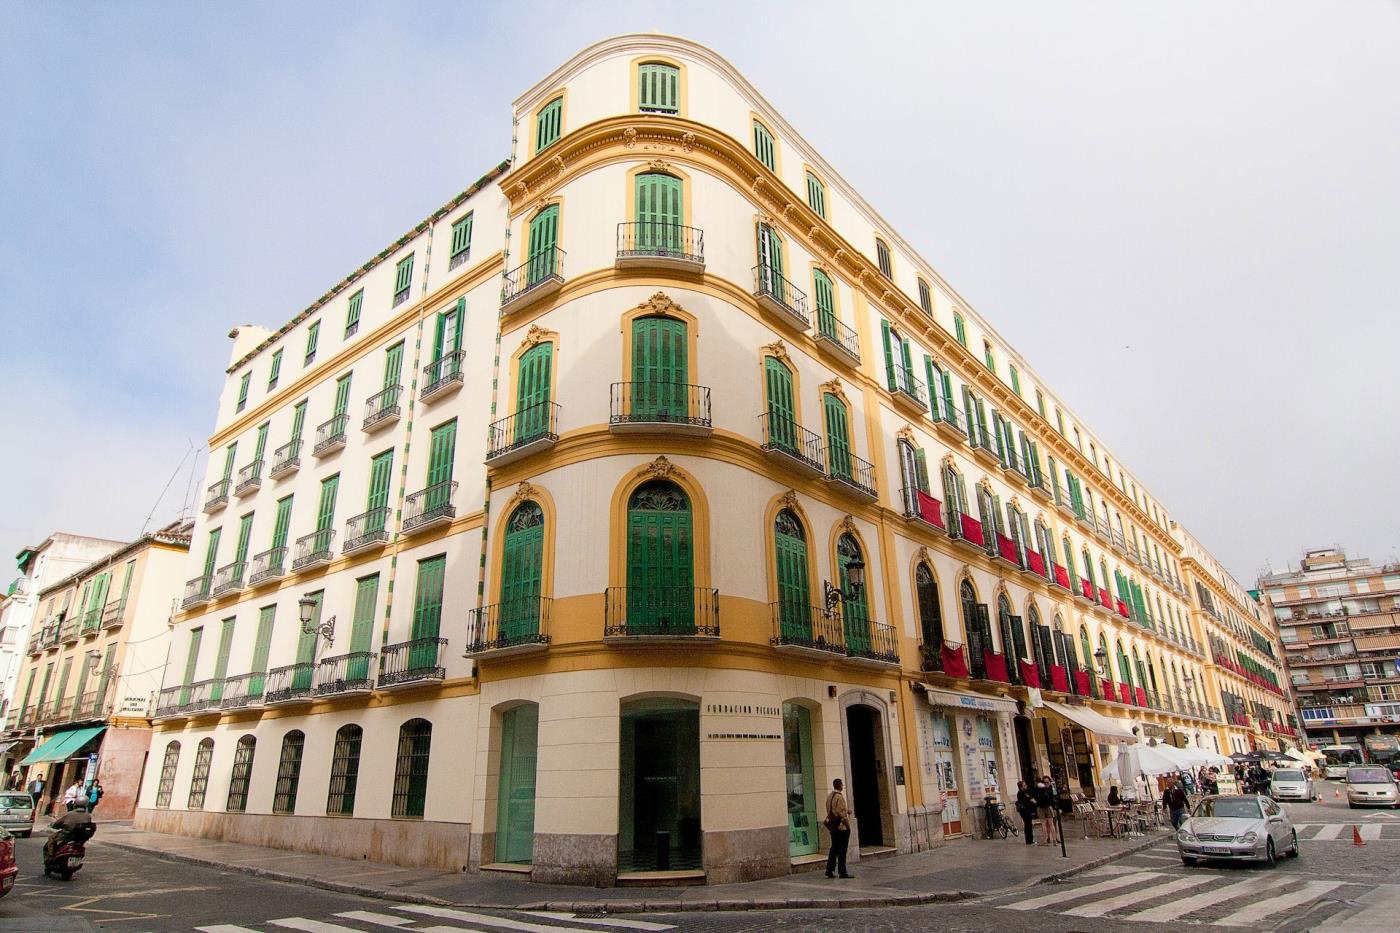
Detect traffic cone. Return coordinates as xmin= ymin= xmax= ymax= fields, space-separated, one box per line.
xmin=1352 ymin=825 xmax=1366 ymax=847
xmin=1335 ymin=788 xmax=1342 ymax=799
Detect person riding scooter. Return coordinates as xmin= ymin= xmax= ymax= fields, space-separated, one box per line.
xmin=44 ymin=800 xmax=96 ymax=875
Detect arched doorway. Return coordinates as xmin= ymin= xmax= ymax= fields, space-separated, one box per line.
xmin=500 ymin=501 xmax=544 ymax=642
xmin=625 ymin=480 xmax=694 ymax=633
xmin=774 ymin=509 xmax=810 ymax=641
xmin=619 ymin=697 xmax=701 ymax=872
xmin=844 ymin=703 xmax=890 ymax=849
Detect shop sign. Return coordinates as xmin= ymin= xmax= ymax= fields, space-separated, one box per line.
xmin=927 ymin=689 xmax=1017 ymax=714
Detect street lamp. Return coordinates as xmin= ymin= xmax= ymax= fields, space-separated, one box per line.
xmin=299 ymin=597 xmax=335 ymax=648
xmin=1092 ymin=646 xmax=1108 ymax=674
xmin=823 ymin=558 xmax=866 ymax=616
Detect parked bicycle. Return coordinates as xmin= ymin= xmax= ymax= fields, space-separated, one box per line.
xmin=982 ymin=796 xmax=1019 ymax=839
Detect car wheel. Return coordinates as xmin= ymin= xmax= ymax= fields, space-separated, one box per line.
xmin=1181 ymin=856 xmax=1197 ymax=867
xmin=1264 ymin=838 xmax=1276 ymax=867
xmin=1286 ymin=830 xmax=1299 ymax=858
xmin=1348 ymin=803 xmax=1357 ymax=809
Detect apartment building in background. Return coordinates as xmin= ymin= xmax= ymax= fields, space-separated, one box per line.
xmin=4 ymin=521 xmax=191 ymax=816
xmin=1259 ymin=548 xmax=1400 ymax=756
xmin=135 ymin=34 xmax=1300 ymax=885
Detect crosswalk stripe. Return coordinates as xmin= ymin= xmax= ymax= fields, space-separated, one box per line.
xmin=334 ymin=912 xmax=418 ymax=928
xmin=1001 ymin=871 xmax=1161 ymax=910
xmin=1312 ymin=824 xmax=1344 ymax=840
xmin=1062 ymin=875 xmax=1215 ymax=917
xmin=395 ymin=905 xmax=608 ymax=933
xmin=520 ymin=913 xmax=676 ymax=931
xmin=1214 ymin=880 xmax=1346 ymax=927
xmin=1129 ymin=875 xmax=1294 ymax=922
xmin=1360 ymin=824 xmax=1382 ymax=840
xmin=270 ymin=920 xmax=372 ymax=933
xmin=196 ymin=927 xmax=262 ymax=933
xmin=1132 ymin=853 xmax=1180 ymax=861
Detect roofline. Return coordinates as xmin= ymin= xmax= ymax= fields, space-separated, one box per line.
xmin=226 ymin=159 xmax=513 ymax=375
xmin=38 ymin=530 xmax=192 ymax=600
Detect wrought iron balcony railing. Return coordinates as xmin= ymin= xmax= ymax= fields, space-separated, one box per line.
xmin=344 ymin=508 xmax=391 ymax=553
xmin=759 ymin=412 xmax=825 ymax=476
xmin=826 ymin=447 xmax=877 ymax=500
xmin=314 ymin=651 xmax=377 ymax=696
xmin=314 ymin=413 xmax=348 ymax=456
xmin=933 ymin=400 xmax=967 ymax=437
xmin=466 ymin=597 xmax=552 ymax=655
xmin=753 ymin=263 xmax=810 ymax=328
xmin=363 ymin=384 xmax=403 ymax=432
xmin=218 ymin=673 xmax=262 ymax=710
xmin=210 ymin=560 xmax=246 ymax=598
xmin=769 ymin=601 xmax=845 ymax=657
xmin=249 ymin=546 xmax=288 ymax=585
xmin=270 ymin=439 xmax=302 ymax=478
xmin=421 ymin=350 xmax=465 ymax=401
xmin=403 ymin=481 xmax=456 ymax=534
xmin=845 ymin=619 xmax=900 ymax=666
xmin=292 ymin=528 xmax=335 ymax=571
xmin=616 ymin=222 xmax=704 ymax=269
xmin=182 ymin=575 xmax=211 ymax=609
xmin=59 ymin=618 xmax=80 ymax=643
xmin=204 ymin=478 xmax=230 ymax=513
xmin=486 ymin=401 xmax=560 ymax=464
xmin=501 ymin=245 xmax=565 ymax=313
xmin=264 ymin=663 xmax=315 ymax=704
xmin=378 ymin=638 xmax=447 ymax=687
xmin=609 ymin=382 xmax=711 ymax=431
xmin=815 ymin=308 xmax=860 ymax=364
xmin=888 ymin=366 xmax=927 ymax=412
xmin=235 ymin=460 xmax=263 ymax=496
xmin=101 ymin=598 xmax=125 ymax=629
xmin=604 ymin=586 xmax=720 ymax=639
xmin=900 ymin=486 xmax=947 ymax=531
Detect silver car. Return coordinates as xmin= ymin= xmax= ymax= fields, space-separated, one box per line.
xmin=1346 ymin=766 xmax=1400 ymax=808
xmin=1270 ymin=768 xmax=1316 ymax=802
xmin=1177 ymin=794 xmax=1299 ymax=866
xmin=0 ymin=793 xmax=35 ymax=838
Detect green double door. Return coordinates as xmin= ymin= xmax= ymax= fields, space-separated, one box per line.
xmin=347 ymin=575 xmax=379 ymax=682
xmin=500 ymin=503 xmax=544 ymax=641
xmin=775 ymin=511 xmax=810 ymax=639
xmin=825 ymin=393 xmax=852 ymax=480
xmin=366 ymin=451 xmax=393 ymax=534
xmin=837 ymin=536 xmax=870 ymax=654
xmin=765 ymin=357 xmax=796 ymax=451
xmin=631 ymin=318 xmax=687 ymax=421
xmin=635 ymin=172 xmax=682 ymax=251
xmin=625 ymin=482 xmax=694 ymax=633
xmin=527 ymin=206 xmax=558 ymax=285
xmin=515 ymin=344 xmax=552 ymax=443
xmin=495 ymin=705 xmax=539 ymax=865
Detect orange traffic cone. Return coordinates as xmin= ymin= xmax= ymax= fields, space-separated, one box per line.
xmin=1335 ymin=788 xmax=1342 ymax=799
xmin=1352 ymin=825 xmax=1366 ymax=847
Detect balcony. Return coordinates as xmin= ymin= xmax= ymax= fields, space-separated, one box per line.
xmin=313 ymin=413 xmax=348 ymax=457
xmin=1001 ymin=459 xmax=1029 ymax=490
xmin=378 ymin=638 xmax=447 ymax=688
xmin=994 ymin=533 xmax=1024 ymax=569
xmin=466 ymin=597 xmax=552 ymax=657
xmin=270 ymin=439 xmax=302 ymax=479
xmin=101 ymin=599 xmax=125 ymax=630
xmin=182 ymin=575 xmax=211 ymax=609
xmin=1093 ymin=516 xmax=1112 ymax=543
xmin=80 ymin=606 xmax=102 ymax=634
xmin=314 ymin=652 xmax=378 ymax=697
xmin=343 ymin=508 xmax=391 ymax=554
xmin=486 ymin=402 xmax=560 ymax=466
xmin=825 ymin=448 xmax=877 ymax=501
xmin=154 ymin=686 xmax=183 ymax=718
xmin=209 ymin=560 xmax=246 ymax=598
xmin=421 ymin=351 xmax=465 ymax=403
xmin=235 ymin=460 xmax=263 ymax=497
xmin=218 ymin=673 xmax=263 ymax=710
xmin=888 ymin=368 xmax=927 ymax=417
xmin=292 ymin=529 xmax=335 ymax=572
xmin=264 ymin=663 xmax=315 ymax=705
xmin=204 ymin=478 xmax=230 ymax=514
xmin=500 ymin=245 xmax=565 ymax=316
xmin=752 ymin=263 xmax=810 ymax=331
xmin=843 ymin=619 xmax=900 ymax=668
xmin=946 ymin=510 xmax=985 ymax=554
xmin=73 ymin=686 xmax=114 ymax=721
xmin=1028 ymin=473 xmax=1053 ymax=503
xmin=363 ymin=385 xmax=403 ymax=433
xmin=402 ymin=481 xmax=457 ymax=535
xmin=609 ymin=382 xmax=712 ymax=436
xmin=59 ymin=618 xmax=79 ymax=644
xmin=616 ymin=222 xmax=704 ymax=273
xmin=968 ymin=424 xmax=999 ymax=468
xmin=932 ymin=400 xmax=968 ymax=444
xmin=815 ymin=309 xmax=860 ymax=367
xmin=759 ymin=413 xmax=825 ymax=479
xmin=770 ymin=602 xmax=846 ymax=660
xmin=900 ymin=487 xmax=947 ymax=532
xmin=1054 ymin=487 xmax=1075 ymax=519
xmin=248 ymin=547 xmax=288 ymax=586
xmin=604 ymin=586 xmax=720 ymax=642
xmin=155 ymin=679 xmax=220 ymax=718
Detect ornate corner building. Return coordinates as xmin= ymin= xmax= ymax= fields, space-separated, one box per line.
xmin=133 ymin=34 xmax=1300 ymax=884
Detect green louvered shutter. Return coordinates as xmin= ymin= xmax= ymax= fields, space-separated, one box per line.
xmin=366 ymin=450 xmax=394 ymax=534
xmin=305 ymin=321 xmax=320 ymax=365
xmin=291 ymin=401 xmax=307 ymax=443
xmin=635 ymin=173 xmax=682 ymax=251
xmin=626 ymin=484 xmax=695 ymax=633
xmin=806 ymin=172 xmax=826 ymax=217
xmin=383 ymin=342 xmax=404 ymax=388
xmin=211 ymin=617 xmax=235 ymax=701
xmin=450 ymin=214 xmax=473 ymax=266
xmin=753 ymin=120 xmax=776 ymax=171
xmin=234 ymin=513 xmax=254 ymax=566
xmin=179 ymin=627 xmax=203 ymax=705
xmin=500 ymin=502 xmax=544 ymax=640
xmin=813 ymin=269 xmax=836 ymax=338
xmin=925 ymin=358 xmax=943 ymax=421
xmin=764 ymin=357 xmax=796 ymax=451
xmin=345 ymin=290 xmax=362 ymax=337
xmin=914 ymin=448 xmax=931 ymax=494
xmin=757 ymin=223 xmax=784 ymax=302
xmin=410 ymin=556 xmax=447 ymax=670
xmin=527 ymin=206 xmax=559 ymax=284
xmin=515 ymin=343 xmax=553 ymax=443
xmin=536 ymin=97 xmax=562 ymax=151
xmin=824 ymin=393 xmax=852 ymax=481
xmin=881 ymin=320 xmax=896 ymax=390
xmin=202 ymin=528 xmax=222 ymax=583
xmin=250 ymin=606 xmax=275 ymax=696
xmin=294 ymin=593 xmax=321 ymax=689
xmin=631 ymin=317 xmax=687 ymax=420
xmin=348 ymin=575 xmax=379 ymax=681
xmin=271 ymin=496 xmax=293 ymax=551
xmin=393 ymin=255 xmax=414 ymax=305
xmin=954 ymin=314 xmax=967 ymax=346
xmin=638 ymin=63 xmax=679 ymax=113
xmin=254 ymin=422 xmax=269 ymax=464
xmin=333 ymin=374 xmax=352 ymax=418
xmin=426 ymin=420 xmax=457 ymax=514
xmin=316 ymin=475 xmax=338 ymax=557
xmin=268 ymin=349 xmax=283 ymax=390
xmin=774 ymin=512 xmax=810 ymax=639
xmin=838 ymin=539 xmax=870 ymax=654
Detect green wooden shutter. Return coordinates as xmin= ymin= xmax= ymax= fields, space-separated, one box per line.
xmin=305 ymin=320 xmax=320 ymax=364
xmin=824 ymin=393 xmax=852 ymax=480
xmin=411 ymin=556 xmax=447 ymax=641
xmin=774 ymin=512 xmax=810 ymax=639
xmin=753 ymin=120 xmax=776 ymax=171
xmin=254 ymin=423 xmax=269 ymax=463
xmin=366 ymin=451 xmax=393 ymax=534
xmin=294 ymin=593 xmax=321 ymax=690
xmin=881 ymin=320 xmax=896 ymax=389
xmin=495 ymin=704 xmax=539 ymax=864
xmin=764 ymin=357 xmax=795 ymax=450
xmin=756 ymin=223 xmax=784 ymax=301
xmin=118 ymin=560 xmax=135 ymax=605
xmin=90 ymin=573 xmax=112 ymax=614
xmin=234 ymin=513 xmax=254 ymax=565
xmin=345 ymin=289 xmax=363 ymax=337
xmin=271 ymin=496 xmax=293 ymax=550
xmin=222 ymin=444 xmax=237 ymax=481
xmin=953 ymin=313 xmax=967 ymax=346
xmin=203 ymin=528 xmax=222 ymax=581
xmin=348 ymin=575 xmax=379 ymax=682
xmin=54 ymin=658 xmax=72 ymax=712
xmin=638 ymin=63 xmax=679 ymax=112
xmin=536 ymin=97 xmax=563 ymax=151
xmin=211 ymin=617 xmax=235 ymax=700
xmin=236 ymin=372 xmax=251 ymax=411
xmin=630 ymin=317 xmax=687 ymax=419
xmin=71 ymin=652 xmax=91 ymax=709
xmin=383 ymin=342 xmax=404 ymax=388
xmin=625 ymin=484 xmax=695 ymax=633
xmin=500 ymin=503 xmax=544 ymax=639
xmin=333 ymin=374 xmax=352 ymax=417
xmin=450 ymin=213 xmax=473 ymax=263
xmin=250 ymin=606 xmax=275 ymax=695
xmin=838 ymin=538 xmax=870 ymax=653
xmin=813 ymin=269 xmax=835 ymax=336
xmin=427 ymin=419 xmax=457 ymax=490
xmin=179 ymin=627 xmax=204 ymax=704
xmin=914 ymin=448 xmax=931 ymax=494
xmin=527 ymin=206 xmax=559 ymax=284
xmin=806 ymin=172 xmax=825 ymax=217
xmin=925 ymin=358 xmax=942 ymax=420
xmin=291 ymin=400 xmax=307 ymax=442
xmin=268 ymin=349 xmax=283 ymax=390
xmin=394 ymin=254 xmax=414 ymax=302
xmin=634 ymin=173 xmax=683 ymax=251
xmin=515 ymin=343 xmax=553 ymax=442
xmin=316 ymin=474 xmax=339 ymax=535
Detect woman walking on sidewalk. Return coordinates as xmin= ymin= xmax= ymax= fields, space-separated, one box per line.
xmin=1035 ymin=775 xmax=1061 ymax=847
xmin=824 ymin=778 xmax=853 ymax=879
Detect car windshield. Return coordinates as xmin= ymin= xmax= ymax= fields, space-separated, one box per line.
xmin=1272 ymin=770 xmax=1304 ymax=781
xmin=1194 ymin=797 xmax=1263 ymax=819
xmin=1348 ymin=768 xmax=1392 ymax=783
xmin=0 ymin=794 xmax=31 ymax=809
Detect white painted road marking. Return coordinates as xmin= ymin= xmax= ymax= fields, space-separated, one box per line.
xmin=397 ymin=905 xmax=638 ymax=933
xmin=521 ymin=913 xmax=676 ymax=931
xmin=1062 ymin=874 xmax=1215 ymax=917
xmin=1002 ymin=871 xmax=1162 ymax=910
xmin=1130 ymin=875 xmax=1293 ymax=922
xmin=1215 ymin=880 xmax=1345 ymax=927
xmin=270 ymin=919 xmax=377 ymax=933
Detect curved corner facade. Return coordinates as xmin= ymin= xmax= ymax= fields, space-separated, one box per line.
xmin=133 ymin=34 xmax=1299 ymax=885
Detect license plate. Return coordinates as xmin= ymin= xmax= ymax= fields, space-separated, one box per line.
xmin=1202 ymin=846 xmax=1231 ymax=855
xmin=67 ymin=859 xmax=83 ymax=867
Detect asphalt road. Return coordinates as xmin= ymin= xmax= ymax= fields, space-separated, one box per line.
xmin=0 ymin=782 xmax=1395 ymax=932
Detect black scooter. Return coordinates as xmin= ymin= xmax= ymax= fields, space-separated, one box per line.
xmin=44 ymin=821 xmax=96 ymax=881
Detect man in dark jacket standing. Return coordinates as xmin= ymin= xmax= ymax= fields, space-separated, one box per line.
xmin=824 ymin=778 xmax=853 ymax=879
xmin=1162 ymin=777 xmax=1190 ymax=828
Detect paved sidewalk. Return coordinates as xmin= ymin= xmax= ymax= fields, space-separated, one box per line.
xmin=94 ymin=820 xmax=1169 ymax=913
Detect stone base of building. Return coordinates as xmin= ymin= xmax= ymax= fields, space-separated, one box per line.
xmin=133 ymin=808 xmax=472 ymax=871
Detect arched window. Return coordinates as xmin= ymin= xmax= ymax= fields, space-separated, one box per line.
xmin=637 ymin=62 xmax=679 ymax=113
xmin=392 ymin=719 xmax=432 ymax=819
xmin=634 ymin=171 xmax=683 ymax=251
xmin=805 ymin=171 xmax=826 ymax=217
xmin=624 ymin=481 xmax=695 ymax=633
xmin=756 ymin=221 xmax=785 ymax=301
xmin=1082 ymin=549 xmax=1095 ymax=590
xmin=499 ymin=501 xmax=545 ymax=643
xmin=514 ymin=342 xmax=553 ymax=443
xmin=1116 ymin=641 xmax=1133 ymax=687
xmin=812 ymin=267 xmax=837 ymax=338
xmin=155 ymin=741 xmax=180 ymax=808
xmin=1079 ymin=626 xmax=1094 ymax=680
xmin=226 ymin=735 xmax=256 ymax=812
xmin=875 ymin=237 xmax=893 ymax=278
xmin=977 ymin=484 xmax=1000 ymax=550
xmin=628 ymin=316 xmax=688 ymax=422
xmin=962 ymin=579 xmax=988 ymax=674
xmin=752 ymin=119 xmax=777 ymax=171
xmin=1006 ymin=503 xmax=1027 ymax=563
xmin=1028 ymin=603 xmax=1052 ymax=676
xmin=823 ymin=392 xmax=854 ymax=483
xmin=327 ymin=724 xmax=363 ymax=816
xmin=762 ymin=355 xmax=797 ymax=453
xmin=273 ymin=730 xmax=305 ymax=814
xmin=535 ymin=96 xmax=563 ymax=152
xmin=997 ymin=594 xmax=1026 ymax=678
xmin=525 ymin=204 xmax=560 ymax=286
xmin=188 ymin=738 xmax=214 ymax=810
xmin=774 ymin=509 xmax=811 ymax=640
xmin=942 ymin=462 xmax=967 ymax=522
xmin=1062 ymin=538 xmax=1078 ymax=587
xmin=837 ymin=534 xmax=871 ymax=654
xmin=916 ymin=563 xmax=943 ymax=664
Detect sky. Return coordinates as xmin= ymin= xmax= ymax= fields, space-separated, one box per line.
xmin=2 ymin=1 xmax=1397 ymax=588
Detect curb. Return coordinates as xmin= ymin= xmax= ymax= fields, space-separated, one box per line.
xmin=98 ymin=831 xmax=1164 ymax=915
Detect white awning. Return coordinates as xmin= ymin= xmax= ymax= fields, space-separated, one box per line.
xmin=925 ymin=688 xmax=1019 ymax=715
xmin=1043 ymin=701 xmax=1138 ymax=740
